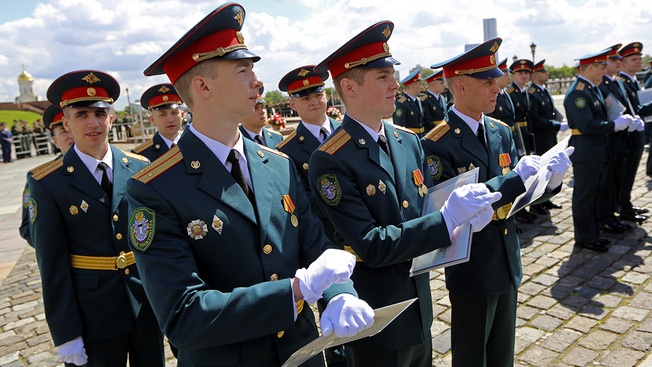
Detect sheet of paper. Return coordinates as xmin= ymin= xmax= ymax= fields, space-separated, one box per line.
xmin=604 ymin=93 xmax=626 ymax=122
xmin=281 ymin=298 xmax=417 ymax=367
xmin=409 ymin=168 xmax=479 ymax=276
xmin=507 ymin=135 xmax=570 ymax=218
xmin=638 ymin=89 xmax=652 ymax=122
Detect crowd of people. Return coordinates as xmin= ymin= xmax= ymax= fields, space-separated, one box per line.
xmin=15 ymin=2 xmax=652 ymax=367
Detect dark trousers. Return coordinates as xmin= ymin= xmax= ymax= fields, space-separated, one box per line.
xmin=450 ymin=290 xmax=517 ymax=367
xmin=572 ymin=162 xmax=608 ymax=243
xmin=344 ymin=339 xmax=431 ymax=367
xmin=596 ymin=152 xmax=627 ymax=223
xmin=618 ymin=144 xmax=644 ymax=214
xmin=1 ymin=142 xmax=10 ymax=162
xmin=65 ymin=323 xmax=164 ymax=367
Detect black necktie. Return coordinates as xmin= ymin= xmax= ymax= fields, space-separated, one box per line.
xmin=227 ymin=149 xmax=254 ymax=203
xmin=97 ymin=162 xmax=112 ymax=199
xmin=319 ymin=127 xmax=329 ymax=142
xmin=477 ymin=124 xmax=488 ymax=152
xmin=254 ymin=134 xmax=264 ymax=145
xmin=377 ymin=135 xmax=389 ymax=156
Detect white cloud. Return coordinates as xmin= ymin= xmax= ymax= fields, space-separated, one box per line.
xmin=0 ymin=0 xmax=649 ymax=111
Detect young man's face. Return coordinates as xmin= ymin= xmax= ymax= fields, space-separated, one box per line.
xmin=405 ymin=82 xmax=423 ymax=97
xmin=622 ymin=54 xmax=642 ymax=74
xmin=62 ymin=107 xmax=112 ymax=155
xmin=513 ymin=70 xmax=531 ymax=86
xmin=533 ymin=70 xmax=549 ymax=85
xmin=289 ymin=91 xmax=328 ymax=125
xmin=429 ymin=79 xmax=446 ymax=95
xmin=149 ymin=107 xmax=183 ymax=141
xmin=355 ymin=66 xmax=400 ymax=118
xmin=460 ymin=76 xmax=501 ymax=115
xmin=496 ymin=71 xmax=510 ymax=89
xmin=51 ymin=124 xmax=74 ymax=155
xmin=240 ymin=102 xmax=267 ymax=131
xmin=605 ymin=59 xmax=622 ymax=75
xmin=205 ymin=58 xmax=262 ymax=122
xmin=585 ymin=62 xmax=607 ymax=84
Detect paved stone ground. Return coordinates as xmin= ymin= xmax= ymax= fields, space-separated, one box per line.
xmin=1 ymin=136 xmax=652 ymax=366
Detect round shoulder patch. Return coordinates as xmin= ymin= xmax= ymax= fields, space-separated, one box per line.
xmin=23 ymin=187 xmax=30 ymax=208
xmin=574 ymin=97 xmax=586 ymax=109
xmin=427 ymin=155 xmax=443 ymax=181
xmin=316 ymin=174 xmax=342 ymax=206
xmin=28 ymin=198 xmax=37 ymax=224
xmin=129 ymin=207 xmax=156 ymax=252
xmin=395 ymin=108 xmax=404 ymax=117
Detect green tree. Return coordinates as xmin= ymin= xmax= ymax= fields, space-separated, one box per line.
xmin=547 ymin=64 xmax=576 ymax=79
xmin=263 ymin=90 xmax=286 ymax=105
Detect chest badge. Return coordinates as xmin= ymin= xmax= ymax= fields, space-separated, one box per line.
xmin=187 ymin=219 xmax=208 ymax=240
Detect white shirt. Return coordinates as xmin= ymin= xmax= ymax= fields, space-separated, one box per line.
xmin=301 ymin=117 xmax=331 ymax=142
xmin=74 ymin=145 xmax=113 ymax=185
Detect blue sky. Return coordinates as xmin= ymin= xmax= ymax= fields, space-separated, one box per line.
xmin=0 ymin=0 xmax=649 ymax=110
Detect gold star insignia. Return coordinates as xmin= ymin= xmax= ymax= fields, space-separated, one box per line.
xmin=297 ymin=69 xmax=310 ymax=77
xmin=82 ymin=72 xmax=100 ymax=84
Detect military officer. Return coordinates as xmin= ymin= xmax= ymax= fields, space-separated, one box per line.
xmin=643 ymin=59 xmax=652 ymax=86
xmin=127 ymin=4 xmax=373 ymax=366
xmin=423 ymin=38 xmax=572 ymax=367
xmin=565 ymin=49 xmax=633 ymax=252
xmin=528 ymin=59 xmax=565 ymax=213
xmin=310 ymin=21 xmax=499 ymax=367
xmin=617 ymin=42 xmax=652 ymax=223
xmin=19 ymin=105 xmax=74 ymax=247
xmin=276 ymin=64 xmax=346 ymax=367
xmin=392 ymin=69 xmax=426 ymax=136
xmin=28 ymin=70 xmax=164 ymax=366
xmin=507 ymin=58 xmax=536 ymax=156
xmin=131 ymin=83 xmax=183 ymax=162
xmin=421 ymin=69 xmax=447 ymax=131
xmin=596 ymin=44 xmax=635 ymax=234
xmin=239 ymin=87 xmax=284 ymax=148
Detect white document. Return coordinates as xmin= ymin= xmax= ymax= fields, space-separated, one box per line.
xmin=409 ymin=168 xmax=479 ymax=276
xmin=281 ymin=298 xmax=417 ymax=367
xmin=507 ymin=135 xmax=570 ymax=218
xmin=604 ymin=93 xmax=626 ymax=122
xmin=637 ymin=89 xmax=652 ymax=122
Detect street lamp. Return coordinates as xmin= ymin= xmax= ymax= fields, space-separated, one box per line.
xmin=512 ymin=55 xmax=518 ymax=63
xmin=530 ymin=42 xmax=537 ymax=63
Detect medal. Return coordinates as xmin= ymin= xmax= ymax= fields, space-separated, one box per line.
xmin=282 ymin=195 xmax=298 ymax=227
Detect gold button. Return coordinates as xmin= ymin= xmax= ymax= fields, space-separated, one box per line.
xmin=277 ymin=331 xmax=285 ymax=338
xmin=402 ymin=200 xmax=409 ymax=208
xmin=116 ymin=233 xmax=123 ymax=240
xmin=504 ymin=229 xmax=508 ymax=235
xmin=124 ymin=268 xmax=130 ymax=275
xmin=263 ymin=244 xmax=273 ymax=254
xmin=270 ymin=273 xmax=279 ymax=281
xmin=113 ymin=214 xmax=119 ymax=222
xmin=302 ymin=163 xmax=309 ymax=171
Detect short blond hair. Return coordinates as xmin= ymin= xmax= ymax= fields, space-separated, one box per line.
xmin=174 ymin=59 xmax=219 ymax=111
xmin=333 ymin=67 xmax=368 ymax=104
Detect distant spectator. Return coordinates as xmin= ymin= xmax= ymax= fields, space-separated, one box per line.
xmin=0 ymin=122 xmax=13 ymax=163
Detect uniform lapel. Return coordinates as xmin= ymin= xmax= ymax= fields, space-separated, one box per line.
xmin=110 ymin=146 xmax=135 ymax=213
xmin=296 ymin=122 xmax=321 ymax=156
xmin=64 ymin=148 xmax=110 ymax=207
xmin=448 ymin=112 xmax=488 ymax=165
xmin=245 ymin=139 xmax=276 ymax=241
xmin=384 ymin=123 xmax=407 ymax=200
xmin=483 ymin=116 xmax=502 ymax=177
xmin=343 ymin=118 xmax=396 ymax=183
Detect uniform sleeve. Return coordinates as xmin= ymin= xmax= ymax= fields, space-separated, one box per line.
xmin=564 ymin=90 xmax=614 ymax=135
xmin=308 ymin=147 xmax=450 ymax=269
xmin=28 ymin=176 xmax=84 ymax=346
xmin=19 ymin=179 xmax=33 ymax=247
xmin=528 ymin=93 xmax=560 ymax=130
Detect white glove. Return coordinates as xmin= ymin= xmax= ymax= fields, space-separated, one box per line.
xmin=441 ymin=183 xmax=502 ymax=237
xmin=559 ymin=119 xmax=569 ymax=132
xmin=546 ymin=147 xmax=574 ymax=190
xmin=57 ymin=336 xmax=87 ymax=366
xmin=628 ymin=115 xmax=645 ymax=132
xmin=613 ymin=114 xmax=633 ymax=132
xmin=469 ymin=205 xmax=496 ymax=233
xmin=513 ymin=155 xmax=541 ymax=183
xmin=320 ymin=293 xmax=374 ymax=337
xmin=295 ymin=249 xmax=356 ymax=304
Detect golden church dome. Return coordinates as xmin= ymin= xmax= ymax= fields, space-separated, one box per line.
xmin=18 ymin=70 xmax=34 ymax=82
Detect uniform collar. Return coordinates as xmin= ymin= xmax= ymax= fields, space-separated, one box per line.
xmin=188 ymin=124 xmax=247 ymax=168
xmin=74 ymin=144 xmax=113 ymax=173
xmin=301 ymin=116 xmax=331 ymax=140
xmin=450 ymin=106 xmax=483 ymax=135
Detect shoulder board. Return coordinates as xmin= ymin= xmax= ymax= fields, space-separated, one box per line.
xmin=487 ymin=116 xmax=509 ymax=127
xmin=506 ymin=86 xmax=515 ymax=94
xmin=398 ymin=96 xmax=407 ymax=103
xmin=424 ymin=121 xmax=450 ymax=142
xmin=275 ymin=129 xmax=297 ymax=149
xmin=31 ymin=159 xmax=63 ymax=181
xmin=318 ymin=129 xmax=351 ymax=155
xmin=259 ymin=145 xmax=289 ymax=159
xmin=528 ymin=86 xmax=536 ymax=94
xmin=122 ymin=150 xmax=149 ymax=163
xmin=132 ymin=146 xmax=183 ymax=184
xmin=576 ymin=81 xmax=585 ymax=91
xmin=393 ymin=125 xmax=417 ymax=135
xmin=418 ymin=94 xmax=428 ymax=101
xmin=131 ymin=140 xmax=154 ymax=153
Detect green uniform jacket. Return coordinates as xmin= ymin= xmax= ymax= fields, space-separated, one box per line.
xmin=619 ymin=72 xmax=652 ymax=147
xmin=392 ymin=94 xmax=424 ymax=132
xmin=488 ymin=90 xmax=516 ymax=126
xmin=599 ymin=76 xmax=630 ymax=154
xmin=126 ymin=130 xmax=355 ymax=366
xmin=239 ymin=125 xmax=284 ymax=148
xmin=276 ymin=118 xmax=341 ymax=245
xmin=421 ymin=112 xmax=530 ymax=293
xmin=421 ymin=91 xmax=447 ymax=131
xmin=27 ymin=146 xmax=154 ymax=346
xmin=527 ymin=84 xmax=562 ymax=154
xmin=309 ymin=116 xmax=451 ymax=350
xmin=131 ymin=131 xmax=173 ymax=162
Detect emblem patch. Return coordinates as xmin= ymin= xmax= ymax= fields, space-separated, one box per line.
xmin=575 ymin=97 xmax=586 ymax=109
xmin=187 ymin=219 xmax=208 ymax=240
xmin=28 ymin=198 xmax=37 ymax=224
xmin=317 ymin=174 xmax=342 ymax=206
xmin=212 ymin=215 xmax=223 ymax=235
xmin=395 ymin=108 xmax=403 ymax=117
xmin=22 ymin=187 xmax=29 ymax=208
xmin=130 ymin=208 xmax=155 ymax=252
xmin=427 ymin=155 xmax=442 ymax=180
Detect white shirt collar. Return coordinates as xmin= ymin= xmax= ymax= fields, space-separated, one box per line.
xmin=160 ymin=133 xmax=179 ymax=149
xmin=74 ymin=144 xmax=113 ymax=184
xmin=301 ymin=116 xmax=331 ymax=140
xmin=189 ymin=124 xmax=247 ymax=168
xmin=347 ymin=113 xmax=386 ymax=142
xmin=451 ymin=106 xmax=484 ymax=135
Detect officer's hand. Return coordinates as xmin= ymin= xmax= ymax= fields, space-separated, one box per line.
xmin=57 ymin=336 xmax=87 ymax=366
xmin=559 ymin=119 xmax=569 ymax=132
xmin=514 ymin=155 xmax=541 ymax=183
xmin=613 ymin=114 xmax=633 ymax=132
xmin=469 ymin=205 xmax=496 ymax=233
xmin=320 ymin=293 xmax=374 ymax=337
xmin=546 ymin=147 xmax=574 ymax=190
xmin=441 ymin=183 xmax=502 ymax=237
xmin=628 ymin=115 xmax=645 ymax=132
xmin=295 ymin=249 xmax=356 ymax=303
